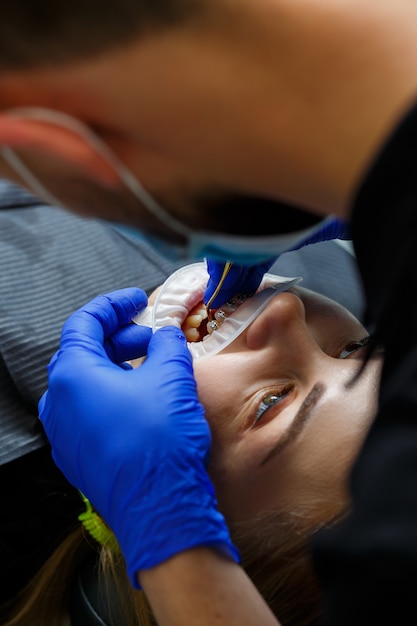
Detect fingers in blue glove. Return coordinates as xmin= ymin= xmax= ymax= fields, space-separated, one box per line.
xmin=291 ymin=216 xmax=350 ymax=248
xmin=60 ymin=288 xmax=149 ymax=355
xmin=105 ymin=323 xmax=152 ymax=363
xmin=204 ymin=258 xmax=277 ymax=309
xmin=204 ymin=218 xmax=350 ymax=308
xmin=38 ymin=314 xmax=238 ymax=582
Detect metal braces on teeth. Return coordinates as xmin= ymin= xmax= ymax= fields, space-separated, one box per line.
xmin=206 ymin=293 xmax=251 ymax=335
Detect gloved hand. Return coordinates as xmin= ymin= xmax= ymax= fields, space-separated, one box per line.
xmin=204 ymin=216 xmax=350 ymax=308
xmin=204 ymin=258 xmax=277 ymax=308
xmin=38 ymin=288 xmax=238 ymax=587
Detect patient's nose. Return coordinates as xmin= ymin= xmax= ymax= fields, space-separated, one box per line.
xmin=245 ymin=291 xmax=308 ymax=351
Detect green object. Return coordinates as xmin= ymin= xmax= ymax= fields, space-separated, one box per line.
xmin=78 ymin=491 xmax=120 ymax=553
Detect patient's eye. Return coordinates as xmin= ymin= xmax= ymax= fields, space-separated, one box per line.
xmin=339 ymin=336 xmax=372 ymax=359
xmin=253 ymin=387 xmax=292 ymax=426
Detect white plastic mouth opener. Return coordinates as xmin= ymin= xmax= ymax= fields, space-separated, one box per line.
xmin=133 ymin=262 xmax=302 ymax=359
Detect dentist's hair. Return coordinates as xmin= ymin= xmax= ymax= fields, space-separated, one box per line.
xmin=0 ymin=0 xmax=205 ymax=70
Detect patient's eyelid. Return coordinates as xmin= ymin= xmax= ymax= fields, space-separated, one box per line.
xmin=339 ymin=336 xmax=372 ymax=359
xmin=251 ymin=386 xmax=293 ymax=428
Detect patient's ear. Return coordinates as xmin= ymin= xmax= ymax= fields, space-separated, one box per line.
xmin=0 ymin=114 xmax=119 ymax=185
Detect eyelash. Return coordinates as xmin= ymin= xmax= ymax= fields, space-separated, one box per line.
xmin=339 ymin=335 xmax=372 ymax=359
xmin=252 ymin=385 xmax=294 ymax=427
xmin=252 ymin=336 xmax=372 ymax=426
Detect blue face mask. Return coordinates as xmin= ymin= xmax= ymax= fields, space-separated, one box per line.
xmin=185 ymin=218 xmax=336 ymax=265
xmin=0 ymin=106 xmax=338 ymax=266
xmin=115 ymin=216 xmax=334 ymax=266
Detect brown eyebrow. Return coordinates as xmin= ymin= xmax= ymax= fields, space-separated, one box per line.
xmin=260 ymin=382 xmax=326 ymax=467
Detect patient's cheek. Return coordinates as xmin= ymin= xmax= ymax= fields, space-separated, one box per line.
xmin=182 ymin=302 xmax=208 ymax=342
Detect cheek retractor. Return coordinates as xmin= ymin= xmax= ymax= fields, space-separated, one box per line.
xmin=132 ymin=262 xmax=302 ymax=359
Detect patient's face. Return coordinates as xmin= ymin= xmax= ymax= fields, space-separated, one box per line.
xmin=191 ymin=286 xmax=382 ymax=525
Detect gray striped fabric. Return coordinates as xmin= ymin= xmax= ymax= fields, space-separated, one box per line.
xmin=0 ymin=180 xmax=182 ymax=465
xmin=0 ymin=179 xmax=364 ymax=466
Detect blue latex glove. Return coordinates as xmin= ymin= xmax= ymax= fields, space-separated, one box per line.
xmin=204 ymin=217 xmax=350 ymax=308
xmin=204 ymin=258 xmax=277 ymax=308
xmin=38 ymin=288 xmax=238 ymax=586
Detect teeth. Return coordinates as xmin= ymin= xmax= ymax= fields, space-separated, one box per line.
xmin=207 ymin=320 xmax=219 ymax=334
xmin=184 ymin=327 xmax=200 ymax=342
xmin=206 ymin=293 xmax=251 ymax=335
xmin=185 ymin=292 xmax=251 ymax=342
xmin=195 ymin=307 xmax=208 ymax=319
xmin=186 ymin=314 xmax=204 ymax=328
xmin=221 ymin=302 xmax=238 ymax=314
xmin=220 ymin=294 xmax=249 ymax=313
xmin=214 ymin=309 xmax=227 ymax=322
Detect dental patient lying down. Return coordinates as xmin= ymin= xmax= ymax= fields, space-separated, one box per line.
xmin=4 ymin=260 xmax=382 ymax=626
xmin=124 ymin=261 xmax=382 ymax=626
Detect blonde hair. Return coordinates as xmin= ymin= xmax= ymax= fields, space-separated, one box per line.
xmin=0 ymin=527 xmax=91 ymax=626
xmin=0 ymin=497 xmax=346 ymax=626
xmin=0 ymin=523 xmax=154 ymax=626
